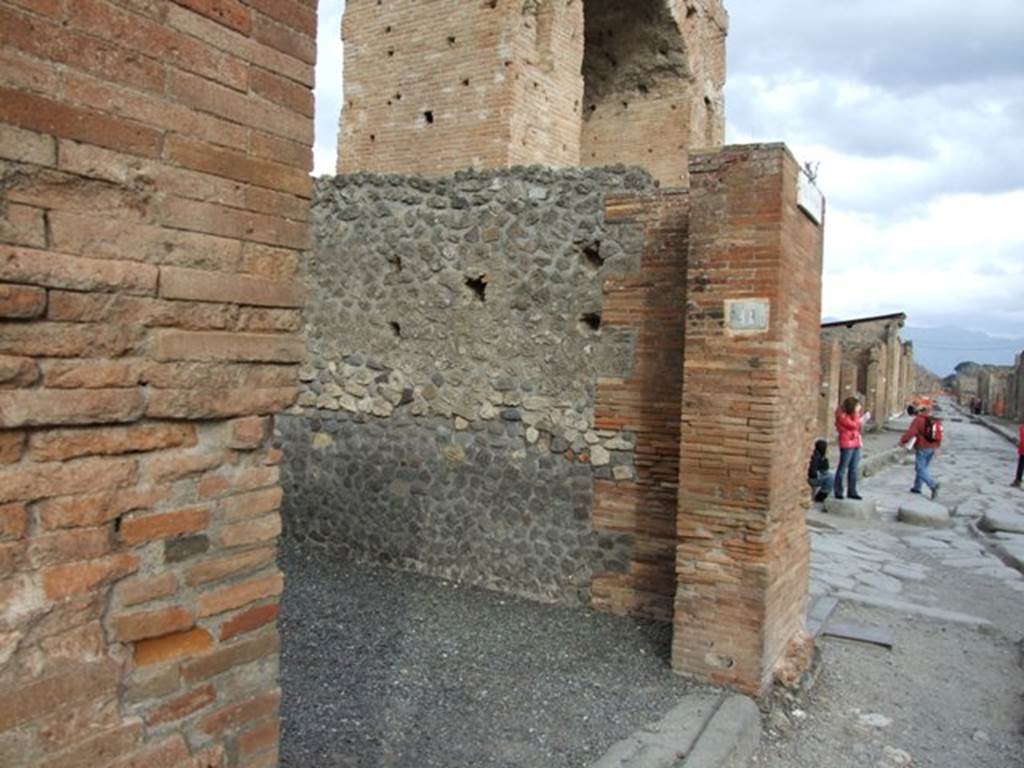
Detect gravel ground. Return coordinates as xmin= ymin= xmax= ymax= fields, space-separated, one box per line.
xmin=277 ymin=541 xmax=714 ymax=768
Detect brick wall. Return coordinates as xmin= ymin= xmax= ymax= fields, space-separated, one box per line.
xmin=590 ymin=190 xmax=689 ymax=621
xmin=581 ymin=0 xmax=727 ymax=187
xmin=0 ymin=1 xmax=313 ymax=765
xmin=673 ymin=144 xmax=821 ymax=695
xmin=338 ymin=0 xmax=727 ymax=186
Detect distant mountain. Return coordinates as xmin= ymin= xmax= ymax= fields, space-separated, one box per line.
xmin=902 ymin=326 xmax=1024 ymax=377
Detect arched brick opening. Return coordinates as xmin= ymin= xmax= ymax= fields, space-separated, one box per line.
xmin=581 ymin=0 xmax=694 ymax=186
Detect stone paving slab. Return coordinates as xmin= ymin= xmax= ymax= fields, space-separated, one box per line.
xmin=979 ymin=507 xmax=1024 ymax=535
xmin=823 ymin=497 xmax=878 ymax=520
xmin=897 ymin=497 xmax=952 ymax=528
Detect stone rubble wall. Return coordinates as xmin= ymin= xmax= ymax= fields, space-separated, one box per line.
xmin=0 ymin=1 xmax=314 ymax=765
xmin=282 ymin=166 xmax=690 ymax=608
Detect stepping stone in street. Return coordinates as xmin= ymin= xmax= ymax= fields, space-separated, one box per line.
xmin=824 ymin=497 xmax=878 ymax=520
xmin=897 ymin=497 xmax=952 ymax=528
xmin=978 ymin=508 xmax=1024 ymax=535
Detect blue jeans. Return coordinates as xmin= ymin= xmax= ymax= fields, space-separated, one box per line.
xmin=809 ymin=471 xmax=835 ymax=496
xmin=913 ymin=449 xmax=937 ymax=492
xmin=835 ymin=447 xmax=860 ymax=497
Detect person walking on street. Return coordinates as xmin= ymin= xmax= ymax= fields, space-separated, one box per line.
xmin=1012 ymin=422 xmax=1024 ymax=488
xmin=899 ymin=403 xmax=943 ymax=499
xmin=807 ymin=438 xmax=834 ymax=502
xmin=834 ymin=397 xmax=869 ymax=500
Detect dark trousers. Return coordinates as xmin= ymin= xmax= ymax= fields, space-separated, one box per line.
xmin=1016 ymin=455 xmax=1024 ymax=484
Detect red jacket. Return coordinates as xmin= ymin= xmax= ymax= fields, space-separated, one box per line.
xmin=900 ymin=413 xmax=941 ymax=450
xmin=1018 ymin=424 xmax=1023 ymax=456
xmin=835 ymin=408 xmax=864 ymax=449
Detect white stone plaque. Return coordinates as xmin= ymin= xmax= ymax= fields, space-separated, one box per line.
xmin=797 ymin=171 xmax=824 ymax=224
xmin=725 ymin=299 xmax=770 ymax=333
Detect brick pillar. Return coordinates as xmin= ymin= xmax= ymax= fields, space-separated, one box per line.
xmin=838 ymin=359 xmax=859 ymax=405
xmin=0 ymin=2 xmax=314 ymax=766
xmin=818 ymin=339 xmax=841 ymax=437
xmin=673 ymin=144 xmax=823 ymax=695
xmin=865 ymin=345 xmax=882 ymax=428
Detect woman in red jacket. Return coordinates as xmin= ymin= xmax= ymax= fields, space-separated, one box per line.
xmin=1013 ymin=423 xmax=1024 ymax=487
xmin=834 ymin=396 xmax=869 ymax=500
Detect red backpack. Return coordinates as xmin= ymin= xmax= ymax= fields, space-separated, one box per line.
xmin=923 ymin=416 xmax=943 ymax=443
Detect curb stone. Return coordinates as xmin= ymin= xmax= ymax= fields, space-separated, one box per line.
xmin=833 ymin=590 xmax=992 ymax=629
xmin=967 ymin=521 xmax=1024 ymax=576
xmin=680 ymin=695 xmax=761 ymax=768
xmin=589 ymin=693 xmax=761 ymax=768
xmin=861 ymin=445 xmax=906 ymax=477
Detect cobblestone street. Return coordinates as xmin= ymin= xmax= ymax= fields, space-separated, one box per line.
xmin=755 ymin=402 xmax=1024 ymax=767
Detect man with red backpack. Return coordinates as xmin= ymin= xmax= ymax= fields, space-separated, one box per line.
xmin=899 ymin=403 xmax=943 ymax=499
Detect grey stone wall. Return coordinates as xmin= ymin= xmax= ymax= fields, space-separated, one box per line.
xmin=281 ymin=166 xmax=654 ymax=604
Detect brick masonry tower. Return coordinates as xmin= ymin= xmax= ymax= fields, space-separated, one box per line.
xmin=337 ymin=0 xmax=728 ymax=187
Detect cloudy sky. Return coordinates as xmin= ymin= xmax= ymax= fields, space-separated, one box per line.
xmin=312 ymin=0 xmax=1024 ymax=344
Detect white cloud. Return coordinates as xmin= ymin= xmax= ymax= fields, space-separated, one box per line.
xmin=726 ymin=0 xmax=1024 ymax=337
xmin=821 ymin=191 xmax=1024 ymax=335
xmin=313 ymin=1 xmax=344 ymax=175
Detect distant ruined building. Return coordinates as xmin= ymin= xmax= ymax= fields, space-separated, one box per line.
xmin=954 ymin=360 xmax=1022 ymax=419
xmin=819 ymin=313 xmax=916 ymax=434
xmin=0 ymin=1 xmax=826 ymax=765
xmin=1010 ymin=353 xmax=1024 ymax=421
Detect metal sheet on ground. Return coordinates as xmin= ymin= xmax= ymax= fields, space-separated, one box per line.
xmin=822 ymin=621 xmax=895 ymax=649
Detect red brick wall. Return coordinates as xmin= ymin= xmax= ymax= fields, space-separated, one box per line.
xmin=673 ymin=144 xmax=822 ymax=695
xmin=0 ymin=2 xmax=313 ymax=765
xmin=591 ymin=190 xmax=689 ymax=621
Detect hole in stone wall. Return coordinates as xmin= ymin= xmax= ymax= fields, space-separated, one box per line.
xmin=370 ymin=134 xmax=376 ymax=142
xmin=390 ymin=321 xmax=402 ymax=338
xmin=578 ymin=313 xmax=602 ymax=334
xmin=448 ymin=35 xmax=457 ymax=45
xmin=465 ymin=275 xmax=488 ymax=302
xmin=424 ymin=110 xmax=434 ymax=124
xmin=462 ymin=78 xmax=470 ymax=86
xmin=388 ymin=48 xmax=395 ymax=57
xmin=387 ymin=254 xmax=402 ymax=273
xmin=581 ymin=241 xmax=605 ymax=272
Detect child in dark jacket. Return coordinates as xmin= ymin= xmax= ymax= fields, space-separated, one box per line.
xmin=807 ymin=439 xmax=834 ymax=503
